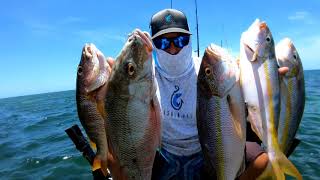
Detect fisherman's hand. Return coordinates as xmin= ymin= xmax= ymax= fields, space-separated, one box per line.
xmin=278 ymin=66 xmax=289 ymax=76
xmin=105 ymin=29 xmax=153 ymax=67
xmin=133 ymin=28 xmax=153 ymax=51
xmin=106 ymin=57 xmax=115 ymax=68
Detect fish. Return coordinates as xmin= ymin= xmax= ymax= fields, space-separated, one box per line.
xmin=239 ymin=19 xmax=302 ymax=180
xmin=76 ymin=43 xmax=112 ymax=175
xmin=105 ymin=29 xmax=161 ymax=180
xmin=276 ymin=38 xmax=305 ymax=156
xmin=197 ymin=44 xmax=246 ymax=180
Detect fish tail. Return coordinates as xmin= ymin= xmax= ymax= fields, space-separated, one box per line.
xmin=275 ymin=149 xmax=302 ymax=180
xmin=92 ymin=153 xmax=108 ymax=176
xmin=270 ymin=156 xmax=285 ymax=180
xmin=92 ymin=156 xmax=102 ymax=171
xmin=257 ymin=163 xmax=276 ymax=180
xmin=260 ymin=160 xmax=286 ymax=180
xmin=90 ymin=141 xmax=108 ymax=175
xmin=90 ymin=140 xmax=97 ymax=151
xmin=259 ymin=149 xmax=302 ymax=180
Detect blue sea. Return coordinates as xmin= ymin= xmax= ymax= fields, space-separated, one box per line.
xmin=0 ymin=70 xmax=319 ymax=180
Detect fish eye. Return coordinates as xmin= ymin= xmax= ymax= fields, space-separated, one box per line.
xmin=293 ymin=53 xmax=298 ymax=60
xmin=205 ymin=67 xmax=211 ymax=76
xmin=77 ymin=66 xmax=83 ymax=75
xmin=266 ymin=36 xmax=271 ymax=42
xmin=127 ymin=63 xmax=135 ymax=76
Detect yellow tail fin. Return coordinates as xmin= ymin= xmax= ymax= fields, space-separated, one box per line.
xmin=277 ymin=149 xmax=302 ymax=180
xmin=92 ymin=156 xmax=108 ymax=176
xmin=258 ymin=149 xmax=302 ymax=180
xmin=90 ymin=140 xmax=97 ymax=151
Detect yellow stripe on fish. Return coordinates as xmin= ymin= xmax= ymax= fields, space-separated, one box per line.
xmin=276 ymin=38 xmax=305 ymax=156
xmin=279 ymin=79 xmax=293 ymax=152
xmin=198 ymin=44 xmax=246 ymax=180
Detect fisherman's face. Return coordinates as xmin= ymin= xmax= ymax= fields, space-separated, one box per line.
xmin=153 ymin=32 xmax=190 ymax=55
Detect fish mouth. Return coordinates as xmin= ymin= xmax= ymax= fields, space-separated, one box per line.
xmin=276 ymin=38 xmax=299 ymax=76
xmin=243 ymin=43 xmax=255 ymax=61
xmin=121 ymin=29 xmax=153 ymax=67
xmin=86 ymin=53 xmax=108 ymax=93
xmin=206 ymin=44 xmax=222 ymax=63
xmin=83 ymin=45 xmax=100 ymax=83
xmin=129 ymin=29 xmax=153 ymax=54
xmin=83 ymin=44 xmax=107 ymax=93
xmin=259 ymin=22 xmax=267 ymax=30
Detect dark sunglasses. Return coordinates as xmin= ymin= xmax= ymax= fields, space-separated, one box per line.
xmin=153 ymin=35 xmax=190 ymax=50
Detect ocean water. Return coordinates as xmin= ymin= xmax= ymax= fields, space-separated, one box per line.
xmin=0 ymin=70 xmax=319 ymax=180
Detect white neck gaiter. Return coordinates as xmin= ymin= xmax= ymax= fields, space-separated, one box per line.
xmin=153 ymin=42 xmax=194 ymax=79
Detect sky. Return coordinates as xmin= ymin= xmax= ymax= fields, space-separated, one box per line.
xmin=0 ymin=0 xmax=319 ymax=99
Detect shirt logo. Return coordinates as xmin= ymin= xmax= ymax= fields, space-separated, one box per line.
xmin=171 ymin=85 xmax=184 ymax=110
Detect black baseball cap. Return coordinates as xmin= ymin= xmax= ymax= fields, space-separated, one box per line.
xmin=150 ymin=9 xmax=192 ymax=39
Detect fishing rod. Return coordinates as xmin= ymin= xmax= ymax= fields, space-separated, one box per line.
xmin=170 ymin=0 xmax=200 ymax=57
xmin=195 ymin=0 xmax=200 ymax=57
xmin=65 ymin=125 xmax=111 ymax=180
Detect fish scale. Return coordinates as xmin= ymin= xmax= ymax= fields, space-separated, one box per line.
xmin=105 ymin=30 xmax=161 ymax=180
xmin=107 ymin=96 xmax=153 ymax=177
xmin=76 ymin=43 xmax=111 ymax=175
xmin=239 ymin=19 xmax=302 ymax=180
xmin=279 ymin=79 xmax=297 ymax=151
xmin=276 ymin=38 xmax=305 ymax=156
xmin=197 ymin=44 xmax=246 ymax=180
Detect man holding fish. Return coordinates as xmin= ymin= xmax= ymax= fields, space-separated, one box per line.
xmin=77 ymin=7 xmax=303 ymax=180
xmin=147 ymin=9 xmax=270 ymax=180
xmin=147 ymin=9 xmax=300 ymax=180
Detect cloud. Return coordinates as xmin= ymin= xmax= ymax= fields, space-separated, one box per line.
xmin=288 ymin=11 xmax=316 ymax=24
xmin=288 ymin=11 xmax=308 ymax=20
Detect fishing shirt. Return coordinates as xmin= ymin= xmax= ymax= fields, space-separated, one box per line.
xmin=153 ymin=42 xmax=202 ymax=156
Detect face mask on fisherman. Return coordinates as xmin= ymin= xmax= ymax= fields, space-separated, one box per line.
xmin=153 ymin=42 xmax=194 ymax=78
